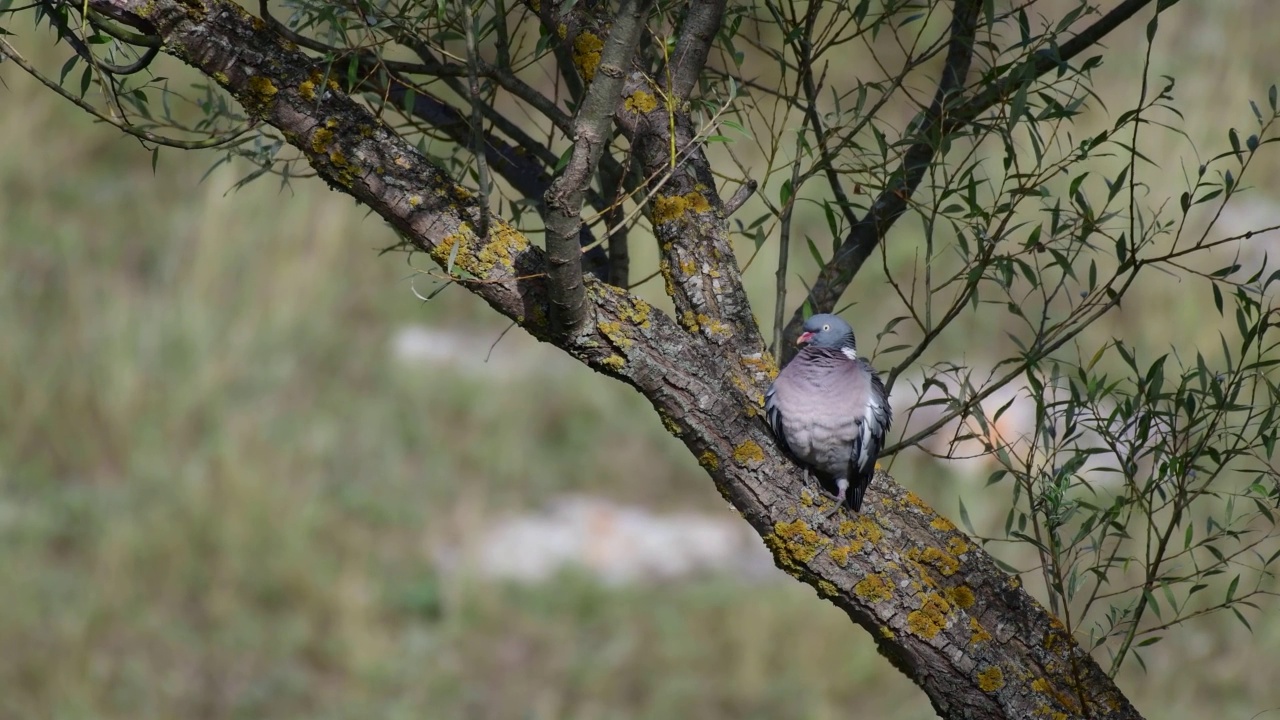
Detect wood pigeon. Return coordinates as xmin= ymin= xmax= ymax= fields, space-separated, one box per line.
xmin=765 ymin=314 xmax=892 ymax=514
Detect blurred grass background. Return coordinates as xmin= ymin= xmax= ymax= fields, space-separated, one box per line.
xmin=3 ymin=1 xmax=1280 ymax=718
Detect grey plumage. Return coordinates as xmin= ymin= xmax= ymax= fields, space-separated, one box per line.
xmin=765 ymin=314 xmax=891 ymax=513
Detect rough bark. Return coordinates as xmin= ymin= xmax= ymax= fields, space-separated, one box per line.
xmin=76 ymin=0 xmax=1146 ymax=717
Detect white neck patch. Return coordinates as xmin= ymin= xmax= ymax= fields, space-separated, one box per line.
xmin=841 ymin=347 xmax=858 ymax=361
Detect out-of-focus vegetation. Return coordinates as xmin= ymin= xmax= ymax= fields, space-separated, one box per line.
xmin=2 ymin=2 xmax=1279 ymax=718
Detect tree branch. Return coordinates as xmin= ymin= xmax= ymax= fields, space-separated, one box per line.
xmin=600 ymin=132 xmax=633 ymax=287
xmin=780 ymin=0 xmax=981 ymax=358
xmin=609 ymin=1 xmax=768 ymax=362
xmin=668 ymin=0 xmax=726 ymax=101
xmin=544 ymin=0 xmax=652 ymax=337
xmin=781 ymin=0 xmax=1183 ymax=357
xmin=68 ymin=0 xmax=1147 ymax=716
xmin=254 ymin=0 xmax=610 ymax=279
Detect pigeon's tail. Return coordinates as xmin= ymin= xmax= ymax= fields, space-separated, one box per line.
xmin=847 ymin=467 xmax=875 ymax=512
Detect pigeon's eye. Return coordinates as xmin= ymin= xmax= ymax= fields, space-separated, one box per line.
xmin=822 ymin=324 xmax=830 ymax=331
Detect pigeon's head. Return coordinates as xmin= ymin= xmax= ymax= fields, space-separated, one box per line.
xmin=797 ymin=314 xmax=856 ymax=352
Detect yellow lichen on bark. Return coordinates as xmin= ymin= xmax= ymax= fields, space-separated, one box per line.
xmin=740 ymin=352 xmax=778 ymax=380
xmin=854 ymin=573 xmax=892 ymax=603
xmin=773 ymin=519 xmax=826 ymax=563
xmin=310 ymin=127 xmax=334 ymax=154
xmin=910 ymin=546 xmax=960 ymax=576
xmin=732 ymin=440 xmax=764 ymax=465
xmin=597 ymin=320 xmax=633 ymax=350
xmin=906 ymin=593 xmax=951 ymax=639
xmin=945 ymin=585 xmax=976 ymax=609
xmin=976 ymin=666 xmax=1005 ymax=692
xmin=243 ymin=75 xmax=278 ymax=115
xmin=931 ymin=516 xmax=956 ymax=531
xmin=698 ymin=451 xmax=719 ymax=471
xmin=652 ymin=191 xmax=712 ymax=224
xmin=624 ymin=90 xmax=658 ymax=113
xmin=618 ymin=297 xmax=651 ymax=328
xmin=572 ymin=32 xmax=604 ymax=80
xmin=969 ymin=617 xmax=991 ymax=645
xmin=848 ymin=515 xmax=884 ymax=544
xmin=430 ymin=220 xmax=529 ymax=279
xmin=829 ymin=542 xmax=862 ymax=566
xmin=1031 ymin=677 xmax=1081 ymax=715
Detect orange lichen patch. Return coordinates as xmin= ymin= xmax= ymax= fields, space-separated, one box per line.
xmin=732 ymin=440 xmax=765 ymax=465
xmin=243 ymin=75 xmax=278 ymax=115
xmin=651 ymin=191 xmax=712 ymax=224
xmin=976 ymin=666 xmax=1005 ymax=692
xmin=1031 ymin=677 xmax=1081 ymax=715
xmin=1043 ymin=626 xmax=1074 ymax=654
xmin=652 ymin=195 xmax=687 ymax=224
xmin=429 ymin=219 xmax=528 ymax=279
xmin=772 ymin=519 xmax=826 ymax=563
xmin=947 ymin=537 xmax=971 ymax=556
xmin=829 ymin=542 xmax=862 ymax=567
xmin=909 ymin=546 xmax=960 ymax=576
xmin=310 ymin=127 xmax=335 ymax=154
xmin=571 ymin=31 xmax=604 ymax=81
xmin=698 ymin=451 xmax=719 ymax=471
xmin=906 ymin=592 xmax=951 ymax=639
xmin=299 ymin=69 xmax=335 ymax=102
xmin=624 ymin=90 xmax=658 ymax=114
xmin=679 ymin=310 xmax=699 ymax=333
xmin=847 ymin=515 xmax=883 ymax=544
xmin=854 ymin=573 xmax=892 ymax=603
xmin=740 ymin=352 xmax=778 ymax=380
xmin=618 ymin=297 xmax=651 ymax=328
xmin=931 ymin=516 xmax=957 ymax=532
xmin=685 ymin=192 xmax=712 ymax=213
xmin=878 ymin=626 xmax=895 ymax=639
xmin=699 ymin=315 xmax=732 ymax=338
xmin=597 ymin=321 xmax=632 ymax=350
xmin=969 ymin=617 xmax=991 ymax=645
xmin=945 ymin=585 xmax=976 ymax=609
xmin=600 ymin=354 xmax=626 ymax=371
xmin=901 ymin=490 xmax=935 ymax=513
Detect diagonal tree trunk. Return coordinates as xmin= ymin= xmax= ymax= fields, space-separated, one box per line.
xmin=72 ymin=0 xmax=1145 ymax=716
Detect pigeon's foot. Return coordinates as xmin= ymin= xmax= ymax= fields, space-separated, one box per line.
xmin=816 ymin=479 xmax=851 ymax=520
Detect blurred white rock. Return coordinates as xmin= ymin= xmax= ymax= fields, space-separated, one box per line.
xmin=435 ymin=495 xmax=782 ymax=586
xmin=891 ymin=371 xmax=1149 ymax=488
xmin=1213 ymin=196 xmax=1279 ymax=279
xmin=390 ymin=323 xmax=577 ymax=377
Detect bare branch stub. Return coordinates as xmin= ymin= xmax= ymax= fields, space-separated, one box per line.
xmin=543 ymin=0 xmax=653 ymax=338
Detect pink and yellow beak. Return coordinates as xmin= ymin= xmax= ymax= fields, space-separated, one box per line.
xmin=796 ymin=331 xmax=815 ymax=346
